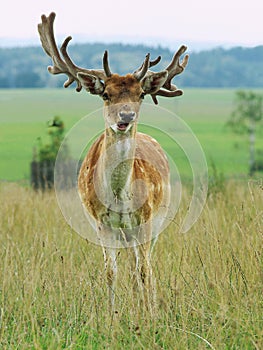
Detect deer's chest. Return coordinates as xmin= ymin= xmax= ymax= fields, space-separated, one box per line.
xmin=78 ymin=132 xmax=169 ymax=235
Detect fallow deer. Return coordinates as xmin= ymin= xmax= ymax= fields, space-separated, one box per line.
xmin=38 ymin=12 xmax=188 ymax=311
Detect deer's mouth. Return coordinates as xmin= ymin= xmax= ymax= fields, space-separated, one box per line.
xmin=117 ymin=122 xmax=129 ymax=131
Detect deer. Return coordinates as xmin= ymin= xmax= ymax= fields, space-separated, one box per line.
xmin=38 ymin=12 xmax=188 ymax=312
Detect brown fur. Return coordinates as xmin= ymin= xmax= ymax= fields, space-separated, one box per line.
xmin=78 ymin=73 xmax=166 ymax=228
xmin=78 ymin=132 xmax=169 ymax=225
xmin=104 ymin=74 xmax=143 ymax=104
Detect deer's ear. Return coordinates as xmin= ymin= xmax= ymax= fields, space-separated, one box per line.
xmin=77 ymin=72 xmax=104 ymax=94
xmin=141 ymin=71 xmax=168 ymax=94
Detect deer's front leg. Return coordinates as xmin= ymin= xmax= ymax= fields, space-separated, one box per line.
xmin=101 ymin=245 xmax=118 ymax=312
xmin=132 ymin=228 xmax=155 ymax=312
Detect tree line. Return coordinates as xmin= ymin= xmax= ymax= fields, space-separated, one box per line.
xmin=0 ymin=43 xmax=262 ymax=88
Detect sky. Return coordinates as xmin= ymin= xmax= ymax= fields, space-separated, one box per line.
xmin=0 ymin=0 xmax=262 ymax=50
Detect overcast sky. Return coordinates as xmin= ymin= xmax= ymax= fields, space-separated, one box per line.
xmin=0 ymin=0 xmax=262 ymax=49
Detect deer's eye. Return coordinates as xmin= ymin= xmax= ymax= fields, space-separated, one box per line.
xmin=140 ymin=92 xmax=146 ymax=100
xmin=102 ymin=92 xmax=110 ymax=101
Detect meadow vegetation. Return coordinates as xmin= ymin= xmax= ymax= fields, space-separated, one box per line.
xmin=1 ymin=88 xmax=263 ymax=181
xmin=0 ymin=180 xmax=262 ymax=349
xmin=0 ymin=88 xmax=262 ymax=349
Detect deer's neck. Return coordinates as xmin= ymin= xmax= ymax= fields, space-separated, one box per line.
xmin=101 ymin=127 xmax=137 ymax=200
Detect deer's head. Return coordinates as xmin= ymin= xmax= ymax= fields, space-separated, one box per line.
xmin=38 ymin=12 xmax=188 ymax=134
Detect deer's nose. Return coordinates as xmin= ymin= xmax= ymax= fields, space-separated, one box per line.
xmin=118 ymin=111 xmax=136 ymax=123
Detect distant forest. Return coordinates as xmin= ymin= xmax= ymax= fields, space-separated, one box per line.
xmin=0 ymin=43 xmax=263 ymax=88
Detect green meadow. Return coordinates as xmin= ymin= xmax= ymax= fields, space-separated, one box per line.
xmin=1 ymin=88 xmax=262 ymax=181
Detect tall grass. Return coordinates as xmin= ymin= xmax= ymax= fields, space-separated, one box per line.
xmin=0 ymin=181 xmax=262 ymax=349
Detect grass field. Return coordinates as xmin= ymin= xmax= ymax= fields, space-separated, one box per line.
xmin=1 ymin=88 xmax=263 ymax=181
xmin=0 ymin=88 xmax=263 ymax=348
xmin=0 ymin=180 xmax=262 ymax=349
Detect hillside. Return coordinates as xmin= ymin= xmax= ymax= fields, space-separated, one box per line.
xmin=0 ymin=43 xmax=262 ymax=88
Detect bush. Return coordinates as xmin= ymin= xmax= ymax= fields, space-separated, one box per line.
xmin=31 ymin=116 xmax=70 ymax=190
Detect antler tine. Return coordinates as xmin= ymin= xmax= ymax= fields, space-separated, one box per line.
xmin=133 ymin=54 xmax=151 ymax=81
xmin=133 ymin=54 xmax=161 ymax=81
xmin=151 ymin=45 xmax=189 ymax=104
xmin=149 ymin=55 xmax=162 ymax=68
xmin=60 ymin=36 xmax=82 ymax=91
xmin=163 ymin=45 xmax=189 ymax=90
xmin=38 ymin=13 xmax=59 ymax=60
xmin=103 ymin=51 xmax=112 ymax=78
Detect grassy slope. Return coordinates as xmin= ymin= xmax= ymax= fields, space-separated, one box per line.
xmin=1 ymin=88 xmax=263 ymax=181
xmin=0 ymin=182 xmax=262 ymax=349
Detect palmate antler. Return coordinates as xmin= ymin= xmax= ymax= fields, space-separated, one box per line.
xmin=38 ymin=12 xmax=188 ymax=101
xmin=135 ymin=46 xmax=189 ymax=104
xmin=153 ymin=45 xmax=189 ymax=104
xmin=38 ymin=12 xmax=111 ymax=92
